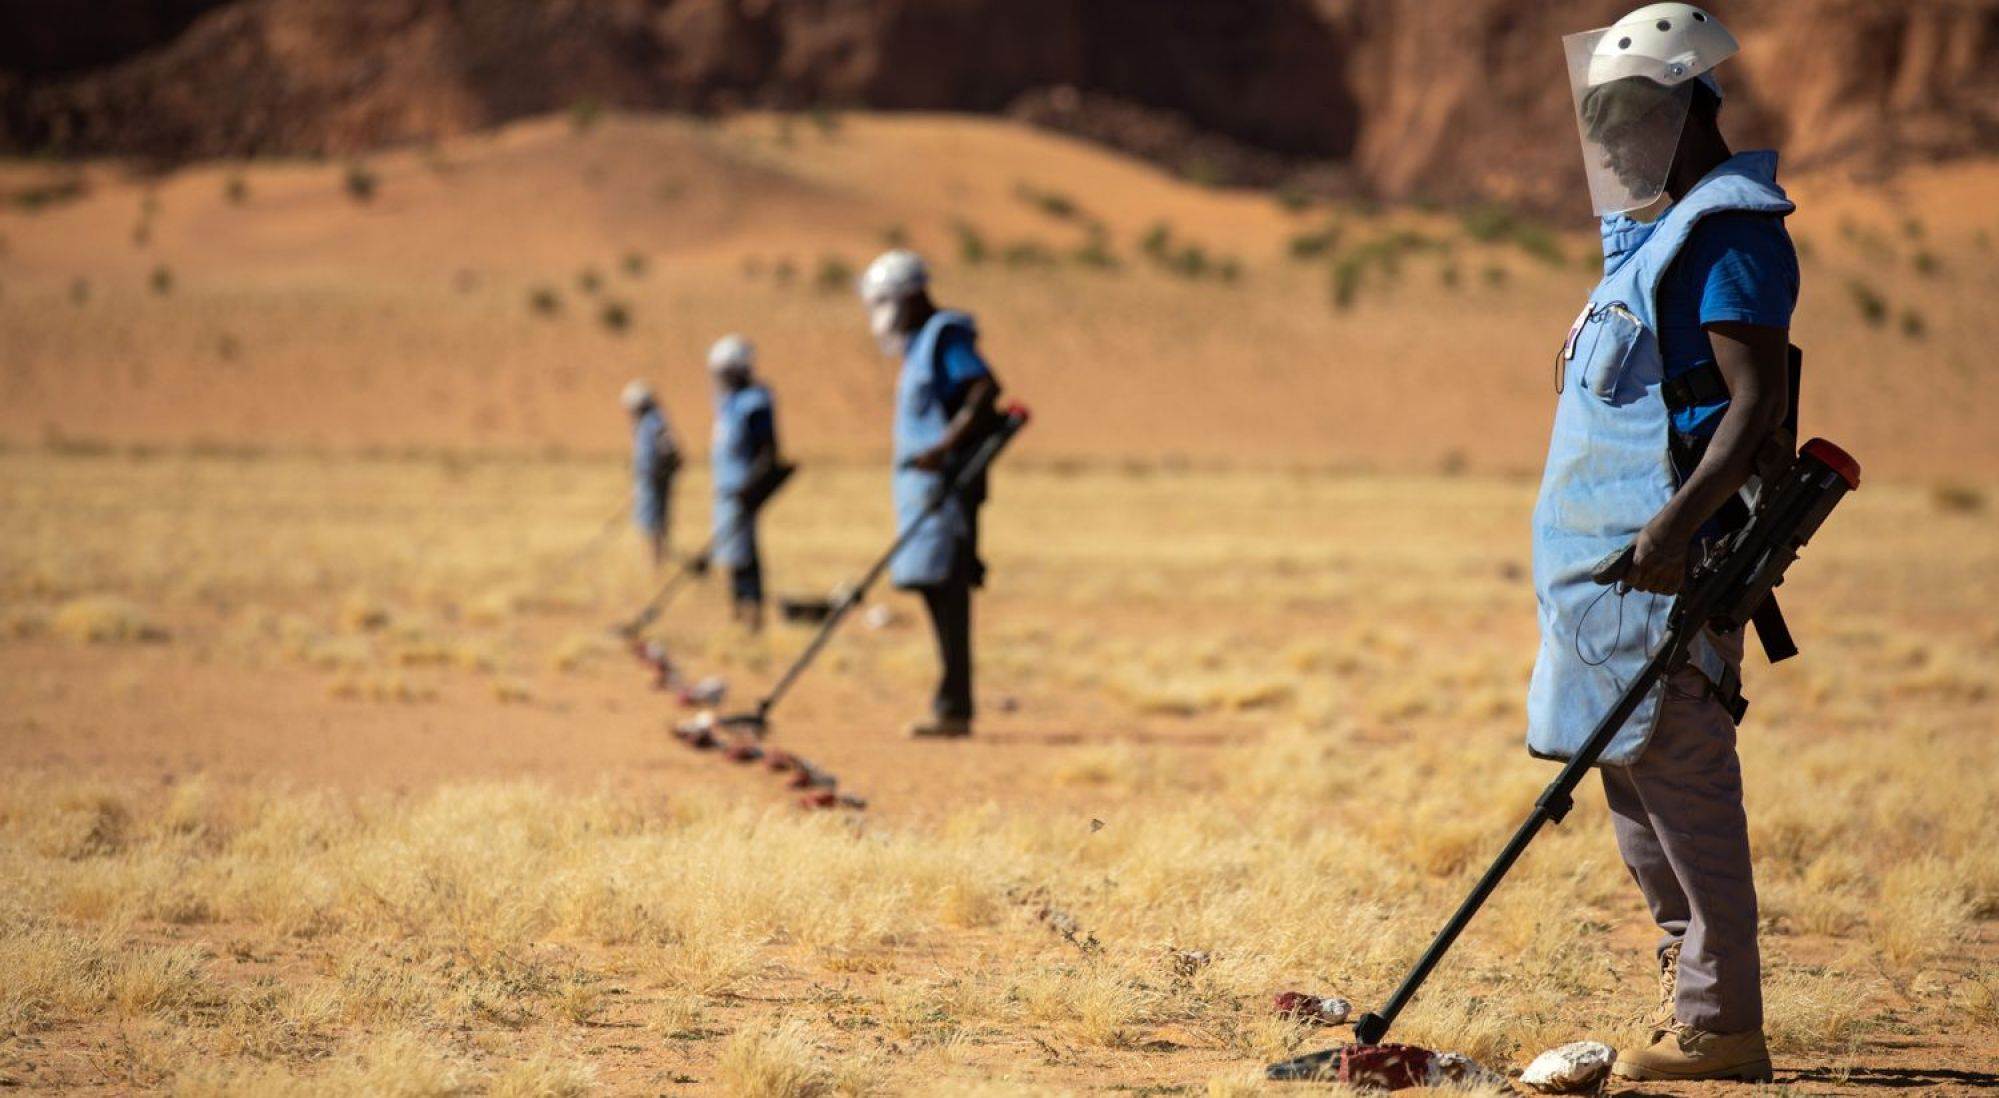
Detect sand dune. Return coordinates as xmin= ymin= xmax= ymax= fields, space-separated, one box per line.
xmin=2 ymin=111 xmax=1996 ymax=479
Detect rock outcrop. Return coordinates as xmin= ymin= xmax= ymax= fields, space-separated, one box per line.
xmin=3 ymin=0 xmax=1994 ymax=208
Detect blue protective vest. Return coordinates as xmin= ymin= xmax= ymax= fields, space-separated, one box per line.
xmin=631 ymin=407 xmax=673 ymax=532
xmin=711 ymin=384 xmax=774 ymax=570
xmin=890 ymin=310 xmax=979 ymax=588
xmin=1527 ymin=152 xmax=1793 ymax=765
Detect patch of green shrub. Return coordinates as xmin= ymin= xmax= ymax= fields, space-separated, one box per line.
xmin=343 ymin=163 xmax=378 ymax=203
xmin=1288 ymin=224 xmax=1342 ymax=261
xmin=1015 ymin=182 xmax=1082 ymax=222
xmin=1846 ymin=279 xmax=1887 ymax=326
xmin=954 ymin=221 xmax=989 ymax=265
xmin=814 ymin=255 xmax=855 ymax=293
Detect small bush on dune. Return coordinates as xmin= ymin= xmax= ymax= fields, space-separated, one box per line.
xmin=51 ymin=596 xmax=167 ymax=644
xmin=1000 ymin=240 xmax=1056 ymax=268
xmin=1329 ymin=255 xmax=1364 ymax=310
xmin=1014 ymin=181 xmax=1082 ymax=222
xmin=568 ymin=97 xmax=604 ymax=135
xmin=1460 ymin=204 xmax=1518 ymax=243
xmin=952 ymin=221 xmax=988 ymax=265
xmin=1846 ymin=279 xmax=1887 ymax=326
xmin=343 ymin=163 xmax=378 ymax=203
xmin=814 ymin=255 xmax=854 ymax=294
xmin=527 ymin=287 xmax=561 ymax=316
xmin=1930 ymin=482 xmax=1985 ymax=513
xmin=224 ymin=174 xmax=249 ymax=205
xmin=599 ymin=300 xmax=632 ymax=334
xmin=1288 ymin=223 xmax=1341 ymax=261
xmin=7 ymin=176 xmax=86 ymax=212
xmin=1070 ymin=232 xmax=1120 ymax=271
xmin=150 ymin=265 xmax=174 ymax=295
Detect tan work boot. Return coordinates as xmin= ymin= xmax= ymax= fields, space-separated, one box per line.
xmin=905 ymin=715 xmax=972 ymax=739
xmin=1648 ymin=940 xmax=1683 ymax=1037
xmin=1612 ymin=1024 xmax=1772 ymax=1083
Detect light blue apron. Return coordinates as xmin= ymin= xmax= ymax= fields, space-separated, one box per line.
xmin=891 ymin=310 xmax=979 ymax=589
xmin=631 ymin=407 xmax=671 ymax=533
xmin=711 ymin=384 xmax=774 ymax=570
xmin=1527 ymin=152 xmax=1793 ymax=765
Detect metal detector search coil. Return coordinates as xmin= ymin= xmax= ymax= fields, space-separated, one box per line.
xmin=1333 ymin=437 xmax=1861 ymax=1054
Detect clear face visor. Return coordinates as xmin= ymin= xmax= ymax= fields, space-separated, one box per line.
xmin=867 ymin=297 xmax=909 ymax=357
xmin=1566 ymin=27 xmax=1697 ymax=218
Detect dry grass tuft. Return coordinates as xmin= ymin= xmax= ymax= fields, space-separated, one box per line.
xmin=50 ymin=595 xmax=167 ymax=643
xmin=718 ymin=1018 xmax=836 ymax=1097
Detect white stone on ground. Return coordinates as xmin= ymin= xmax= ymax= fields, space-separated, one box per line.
xmin=1520 ymin=1040 xmax=1616 ymax=1093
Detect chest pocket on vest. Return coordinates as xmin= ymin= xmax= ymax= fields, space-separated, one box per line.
xmin=1576 ymin=301 xmax=1649 ymax=404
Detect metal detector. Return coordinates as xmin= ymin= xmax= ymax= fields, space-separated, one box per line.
xmin=1272 ymin=438 xmax=1861 ymax=1073
xmin=616 ymin=461 xmax=796 ymax=638
xmin=537 ymin=502 xmax=630 ymax=594
xmin=714 ymin=403 xmax=1032 ymax=738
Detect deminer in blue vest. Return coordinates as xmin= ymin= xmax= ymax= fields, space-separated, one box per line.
xmin=858 ymin=249 xmax=1001 ymax=739
xmin=622 ymin=379 xmax=680 ymax=569
xmin=1534 ymin=5 xmax=1800 ymax=1083
xmin=706 ymin=334 xmax=781 ymax=632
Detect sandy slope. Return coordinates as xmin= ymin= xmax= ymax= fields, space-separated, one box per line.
xmin=1 ymin=111 xmax=1997 ymax=479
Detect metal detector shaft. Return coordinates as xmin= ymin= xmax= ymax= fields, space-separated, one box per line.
xmin=620 ymin=530 xmax=720 ymax=636
xmin=621 ymin=464 xmax=795 ymax=636
xmin=542 ymin=502 xmax=630 ymax=592
xmin=734 ymin=406 xmax=1030 ymax=732
xmin=1349 ymin=437 xmax=1860 ymax=1048
xmin=1351 ymin=630 xmax=1689 ymax=1045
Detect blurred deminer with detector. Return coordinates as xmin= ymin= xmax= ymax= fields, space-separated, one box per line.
xmin=1532 ymin=4 xmax=1801 ymax=1084
xmin=706 ymin=334 xmax=782 ymax=632
xmin=622 ymin=378 xmax=680 ymax=569
xmin=858 ymin=249 xmax=1001 ymax=739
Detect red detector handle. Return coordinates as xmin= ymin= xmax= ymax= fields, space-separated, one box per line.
xmin=1800 ymin=437 xmax=1861 ymax=489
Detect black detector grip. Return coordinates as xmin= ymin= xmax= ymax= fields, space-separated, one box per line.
xmin=1592 ymin=544 xmax=1635 ymax=586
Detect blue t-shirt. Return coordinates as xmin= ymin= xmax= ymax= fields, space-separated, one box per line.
xmin=933 ymin=327 xmax=992 ymax=415
xmin=1656 ymin=212 xmax=1799 ymax=437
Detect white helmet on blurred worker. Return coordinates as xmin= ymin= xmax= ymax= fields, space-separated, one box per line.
xmin=858 ymin=249 xmax=928 ymax=305
xmin=859 ymin=249 xmax=929 ymax=356
xmin=1566 ymin=4 xmax=1738 ymax=216
xmin=707 ymin=333 xmax=756 ymax=379
xmin=620 ymin=379 xmax=655 ymax=414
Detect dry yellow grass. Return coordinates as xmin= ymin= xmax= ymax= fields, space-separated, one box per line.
xmin=1 ymin=442 xmax=1994 ymax=1091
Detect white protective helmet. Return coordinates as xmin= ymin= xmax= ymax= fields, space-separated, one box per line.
xmin=1586 ymin=4 xmax=1736 ymax=88
xmin=858 ymin=249 xmax=929 ymax=356
xmin=707 ymin=333 xmax=756 ymax=377
xmin=1566 ymin=4 xmax=1738 ymax=217
xmin=620 ymin=379 xmax=654 ymax=413
xmin=857 ymin=248 xmax=928 ymax=305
